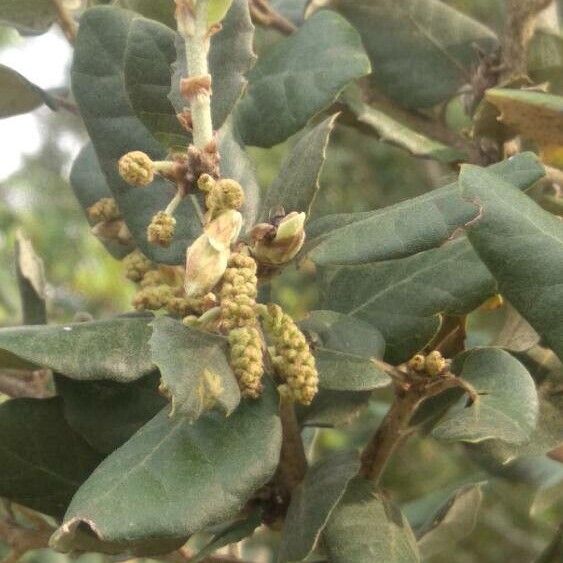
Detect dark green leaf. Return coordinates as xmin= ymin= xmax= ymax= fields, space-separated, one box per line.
xmin=70 ymin=143 xmax=135 ymax=259
xmin=461 ymin=165 xmax=563 ymax=360
xmin=115 ymin=0 xmax=176 ymax=28
xmin=433 ymin=348 xmax=538 ymax=444
xmin=319 ymin=238 xmax=496 ymax=363
xmin=217 ymin=118 xmax=261 ymax=231
xmin=0 ymin=397 xmax=102 ymax=518
xmin=343 ymin=85 xmax=465 ymax=163
xmin=324 ymin=477 xmax=420 ymax=562
xmin=297 ymin=389 xmax=371 ymax=428
xmin=416 ymin=483 xmax=484 ymax=558
xmin=308 ymin=152 xmax=544 ymax=266
xmin=150 ymin=317 xmax=240 ymax=420
xmin=72 ymin=6 xmax=204 ymax=264
xmin=0 ymin=0 xmax=55 ymax=35
xmin=55 ymin=372 xmax=167 ymax=455
xmin=192 ymin=510 xmax=262 ymax=562
xmin=52 ymin=383 xmax=281 ymax=549
xmin=529 ymin=29 xmax=563 ymax=95
xmin=299 ymin=311 xmax=389 ymax=391
xmin=0 ymin=315 xmax=154 ymax=382
xmin=278 ymin=451 xmax=360 ymax=562
xmin=15 ymin=231 xmax=47 ymax=325
xmin=259 ymin=114 xmax=337 ymax=222
xmin=123 ymin=17 xmax=188 ymax=148
xmin=0 ymin=64 xmax=55 ymax=118
xmin=234 ymin=10 xmax=370 ymax=147
xmin=332 ymin=0 xmax=498 ymax=109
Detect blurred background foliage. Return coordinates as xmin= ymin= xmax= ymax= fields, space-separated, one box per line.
xmin=0 ymin=0 xmax=562 ymax=562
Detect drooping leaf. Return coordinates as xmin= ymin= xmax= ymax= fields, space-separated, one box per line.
xmin=331 ymin=0 xmax=498 ymax=109
xmin=529 ymin=29 xmax=563 ymax=95
xmin=299 ymin=311 xmax=390 ymax=391
xmin=343 ymin=85 xmax=465 ymax=163
xmin=259 ymin=114 xmax=337 ymax=222
xmin=0 ymin=64 xmax=56 ymax=118
xmin=71 ymin=6 xmax=204 ymax=264
xmin=0 ymin=397 xmax=102 ymax=518
xmin=308 ymin=152 xmax=544 ymax=266
xmin=278 ymin=451 xmax=360 ymax=562
xmin=492 ymin=303 xmax=540 ymax=353
xmin=70 ymin=143 xmax=135 ymax=259
xmin=432 ymin=348 xmax=538 ymax=444
xmin=319 ymin=238 xmax=497 ymax=363
xmin=0 ymin=315 xmax=154 ymax=382
xmin=191 ymin=510 xmax=262 ymax=562
xmin=486 ymin=88 xmax=563 ymax=146
xmin=150 ymin=317 xmax=240 ymax=420
xmin=416 ymin=483 xmax=484 ymax=558
xmin=234 ymin=10 xmax=370 ymax=147
xmin=323 ymin=477 xmax=421 ymax=563
xmin=166 ymin=0 xmax=256 ymax=139
xmin=0 ymin=0 xmax=56 ymax=35
xmin=15 ymin=231 xmax=47 ymax=325
xmin=461 ymin=165 xmax=563 ymax=360
xmin=55 ymin=372 xmax=167 ymax=454
xmin=52 ymin=383 xmax=281 ymax=550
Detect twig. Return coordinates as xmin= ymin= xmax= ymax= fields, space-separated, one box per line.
xmin=502 ymin=0 xmax=555 ymax=80
xmin=359 ymin=373 xmax=478 ymax=484
xmin=0 ymin=370 xmax=52 ymax=399
xmin=249 ymin=0 xmax=296 ymax=36
xmin=50 ymin=0 xmax=78 ymax=44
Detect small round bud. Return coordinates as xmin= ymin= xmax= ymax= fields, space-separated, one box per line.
xmin=147 ymin=211 xmax=176 ymax=247
xmin=408 ymin=354 xmax=426 ymax=372
xmin=118 ymin=151 xmax=154 ymax=186
xmin=88 ymin=197 xmax=120 ymax=223
xmin=122 ymin=249 xmax=154 ymax=282
xmin=198 ymin=173 xmax=216 ymax=193
xmin=425 ymin=351 xmax=447 ymax=376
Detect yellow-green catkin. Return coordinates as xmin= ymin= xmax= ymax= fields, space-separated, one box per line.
xmin=147 ymin=211 xmax=176 ymax=246
xmin=132 ymin=284 xmax=174 ymax=311
xmin=229 ymin=326 xmax=264 ymax=399
xmin=122 ymin=249 xmax=154 ymax=282
xmin=261 ymin=304 xmax=319 ymax=406
xmin=220 ymin=253 xmax=258 ymax=331
xmin=88 ymin=197 xmax=120 ymax=223
xmin=198 ymin=175 xmax=244 ymax=220
xmin=220 ymin=252 xmax=264 ymax=398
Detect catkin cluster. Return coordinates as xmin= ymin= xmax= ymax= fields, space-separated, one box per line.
xmin=407 ymin=350 xmax=448 ymax=377
xmin=261 ymin=304 xmax=318 ymax=405
xmin=220 ymin=252 xmax=264 ymax=398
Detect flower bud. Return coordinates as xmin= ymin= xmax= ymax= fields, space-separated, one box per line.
xmin=425 ymin=351 xmax=447 ymax=376
xmin=251 ymin=211 xmax=306 ymax=266
xmin=147 ymin=211 xmax=176 ymax=247
xmin=184 ymin=210 xmax=242 ymax=297
xmin=88 ymin=197 xmax=120 ymax=223
xmin=118 ymin=151 xmax=154 ymax=186
xmin=407 ymin=354 xmax=426 ymax=373
xmin=205 ymin=179 xmax=245 ymax=219
xmin=122 ymin=249 xmax=154 ymax=282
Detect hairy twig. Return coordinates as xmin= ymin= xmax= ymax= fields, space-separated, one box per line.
xmin=502 ymin=0 xmax=555 ymax=80
xmin=359 ymin=372 xmax=478 ymax=484
xmin=249 ymin=0 xmax=296 ymax=36
xmin=50 ymin=0 xmax=78 ymax=44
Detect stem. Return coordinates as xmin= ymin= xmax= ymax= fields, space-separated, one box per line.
xmin=359 ymin=385 xmax=422 ymax=484
xmin=179 ymin=0 xmax=214 ymax=149
xmin=359 ymin=375 xmax=479 ymax=484
xmin=277 ymin=393 xmax=308 ymax=493
xmin=50 ymin=0 xmax=77 ymax=44
xmin=249 ymin=0 xmax=296 ymax=36
xmin=502 ymin=0 xmax=555 ymax=80
xmin=165 ymin=191 xmax=184 ymax=216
